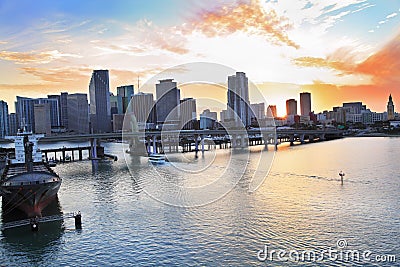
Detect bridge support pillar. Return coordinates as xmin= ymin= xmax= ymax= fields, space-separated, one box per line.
xmin=289 ymin=135 xmax=294 ymax=146
xmin=262 ymin=136 xmax=268 ymax=150
xmin=90 ymin=138 xmax=98 ymax=159
xmin=201 ymin=135 xmax=205 ymax=155
xmin=300 ymin=134 xmax=305 ymax=144
xmin=152 ymin=136 xmax=157 ymax=154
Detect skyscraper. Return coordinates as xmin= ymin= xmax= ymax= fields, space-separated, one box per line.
xmin=89 ymin=70 xmax=112 ymax=133
xmin=286 ymin=99 xmax=297 ymax=116
xmin=300 ymin=92 xmax=311 ymax=116
xmin=200 ymin=109 xmax=217 ymax=129
xmin=38 ymin=98 xmax=60 ymax=128
xmin=8 ymin=113 xmax=17 ymax=135
xmin=250 ymin=103 xmax=265 ymax=120
xmin=48 ymin=92 xmax=68 ymax=129
xmin=227 ymin=72 xmax=251 ymax=127
xmin=180 ymin=98 xmax=197 ymax=129
xmin=67 ymin=93 xmax=89 ymax=133
xmin=15 ymin=96 xmax=38 ymax=132
xmin=117 ymin=85 xmax=134 ymax=113
xmin=267 ymin=105 xmax=277 ymax=118
xmin=0 ymin=100 xmax=9 ymax=137
xmin=110 ymin=94 xmax=123 ymax=115
xmin=131 ymin=92 xmax=156 ymax=123
xmin=387 ymin=94 xmax=395 ymax=120
xmin=34 ymin=103 xmax=51 ymax=135
xmin=15 ymin=97 xmax=59 ymax=133
xmin=156 ymin=79 xmax=180 ymax=124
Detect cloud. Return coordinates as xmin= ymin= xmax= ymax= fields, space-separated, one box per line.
xmin=182 ymin=0 xmax=299 ymax=49
xmin=386 ymin=12 xmax=397 ymax=19
xmin=293 ymin=56 xmax=354 ymax=73
xmin=136 ymin=20 xmax=189 ymax=54
xmin=20 ymin=67 xmax=91 ymax=83
xmin=0 ymin=50 xmax=81 ymax=64
xmin=293 ymin=33 xmax=400 ymax=85
xmin=90 ymin=40 xmax=146 ymax=55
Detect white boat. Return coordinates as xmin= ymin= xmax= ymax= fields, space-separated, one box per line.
xmin=148 ymin=153 xmax=166 ymax=164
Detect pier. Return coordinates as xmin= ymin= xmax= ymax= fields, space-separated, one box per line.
xmin=1 ymin=212 xmax=82 ymax=231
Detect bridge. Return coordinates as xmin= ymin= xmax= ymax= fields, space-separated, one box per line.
xmin=36 ymin=128 xmax=342 ymax=142
xmin=1 ymin=129 xmax=343 ymax=158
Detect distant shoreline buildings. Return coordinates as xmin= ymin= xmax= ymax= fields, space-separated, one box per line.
xmin=0 ymin=69 xmax=398 ymax=138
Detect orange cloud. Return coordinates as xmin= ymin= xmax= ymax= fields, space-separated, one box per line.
xmin=0 ymin=50 xmax=81 ymax=64
xmin=294 ymin=33 xmax=400 ymax=86
xmin=20 ymin=67 xmax=90 ymax=84
xmin=354 ymin=34 xmax=400 ymax=84
xmin=293 ymin=56 xmax=355 ymax=74
xmin=183 ymin=0 xmax=299 ymax=49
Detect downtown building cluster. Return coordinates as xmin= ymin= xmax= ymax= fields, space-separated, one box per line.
xmin=0 ymin=69 xmax=398 ymax=138
xmin=270 ymin=93 xmax=397 ymax=128
xmin=0 ymin=70 xmax=262 ymax=137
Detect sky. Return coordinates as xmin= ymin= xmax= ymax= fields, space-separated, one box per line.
xmin=0 ymin=0 xmax=399 ymax=116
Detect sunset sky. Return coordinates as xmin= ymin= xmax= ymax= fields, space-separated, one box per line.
xmin=0 ymin=0 xmax=399 ymax=116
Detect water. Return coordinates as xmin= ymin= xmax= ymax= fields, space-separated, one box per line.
xmin=0 ymin=137 xmax=399 ymax=266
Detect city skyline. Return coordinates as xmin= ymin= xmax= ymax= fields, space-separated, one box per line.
xmin=0 ymin=1 xmax=399 ymax=116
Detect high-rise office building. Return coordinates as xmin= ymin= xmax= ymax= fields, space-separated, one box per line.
xmin=15 ymin=96 xmax=39 ymax=132
xmin=200 ymin=109 xmax=217 ymax=129
xmin=48 ymin=92 xmax=68 ymax=129
xmin=220 ymin=109 xmax=229 ymax=122
xmin=117 ymin=85 xmax=134 ymax=113
xmin=267 ymin=105 xmax=277 ymax=118
xmin=250 ymin=103 xmax=265 ymax=120
xmin=300 ymin=92 xmax=311 ymax=116
xmin=387 ymin=94 xmax=395 ymax=120
xmin=156 ymin=79 xmax=180 ymax=124
xmin=8 ymin=113 xmax=17 ymax=135
xmin=38 ymin=98 xmax=59 ymax=128
xmin=89 ymin=70 xmax=112 ymax=133
xmin=180 ymin=98 xmax=197 ymax=129
xmin=15 ymin=97 xmax=59 ymax=132
xmin=342 ymin=102 xmax=364 ymax=114
xmin=34 ymin=103 xmax=51 ymax=135
xmin=0 ymin=100 xmax=9 ymax=137
xmin=67 ymin=93 xmax=89 ymax=134
xmin=110 ymin=94 xmax=123 ymax=115
xmin=286 ymin=99 xmax=297 ymax=116
xmin=227 ymin=72 xmax=251 ymax=127
xmin=131 ymin=92 xmax=156 ymax=123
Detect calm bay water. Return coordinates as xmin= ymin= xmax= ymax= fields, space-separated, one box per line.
xmin=0 ymin=137 xmax=399 ymax=266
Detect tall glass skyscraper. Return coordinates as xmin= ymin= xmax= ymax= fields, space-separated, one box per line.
xmin=156 ymin=79 xmax=180 ymax=124
xmin=89 ymin=70 xmax=112 ymax=133
xmin=227 ymin=72 xmax=251 ymax=127
xmin=300 ymin=92 xmax=311 ymax=116
xmin=117 ymin=85 xmax=134 ymax=114
xmin=0 ymin=100 xmax=9 ymax=137
xmin=15 ymin=96 xmax=38 ymax=132
xmin=67 ymin=93 xmax=89 ymax=133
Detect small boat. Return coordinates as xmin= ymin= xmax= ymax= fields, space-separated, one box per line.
xmin=148 ymin=153 xmax=166 ymax=164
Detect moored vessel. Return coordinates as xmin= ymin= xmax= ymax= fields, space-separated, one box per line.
xmin=0 ymin=131 xmax=61 ymax=218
